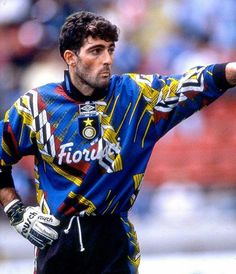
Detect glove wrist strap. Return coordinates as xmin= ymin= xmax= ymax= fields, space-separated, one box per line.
xmin=4 ymin=199 xmax=21 ymax=213
xmin=4 ymin=199 xmax=26 ymax=225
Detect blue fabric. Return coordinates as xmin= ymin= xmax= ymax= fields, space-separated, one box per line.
xmin=0 ymin=65 xmax=225 ymax=217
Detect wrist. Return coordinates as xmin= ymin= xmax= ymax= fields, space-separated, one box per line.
xmin=0 ymin=186 xmax=20 ymax=207
xmin=212 ymin=63 xmax=234 ymax=91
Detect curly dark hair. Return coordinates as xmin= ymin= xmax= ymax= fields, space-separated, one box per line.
xmin=59 ymin=11 xmax=119 ymax=59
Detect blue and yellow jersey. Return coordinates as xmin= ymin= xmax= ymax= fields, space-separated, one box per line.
xmin=0 ymin=65 xmax=225 ymax=217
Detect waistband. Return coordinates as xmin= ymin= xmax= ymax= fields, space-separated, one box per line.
xmin=61 ymin=212 xmax=128 ymax=253
xmin=59 ymin=211 xmax=128 ymax=222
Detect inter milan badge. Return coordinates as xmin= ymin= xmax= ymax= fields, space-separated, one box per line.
xmin=78 ymin=115 xmax=100 ymax=140
xmin=82 ymin=117 xmax=96 ymax=139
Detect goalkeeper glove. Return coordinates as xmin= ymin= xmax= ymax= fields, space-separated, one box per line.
xmin=4 ymin=199 xmax=60 ymax=249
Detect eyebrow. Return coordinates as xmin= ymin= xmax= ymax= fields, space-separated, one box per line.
xmin=86 ymin=42 xmax=115 ymax=51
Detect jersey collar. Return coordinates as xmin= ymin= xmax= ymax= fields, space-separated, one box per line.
xmin=62 ymin=70 xmax=109 ymax=102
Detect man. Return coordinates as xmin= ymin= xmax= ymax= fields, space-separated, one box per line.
xmin=0 ymin=11 xmax=235 ymax=274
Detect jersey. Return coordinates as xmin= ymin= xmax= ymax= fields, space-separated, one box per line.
xmin=0 ymin=65 xmax=225 ymax=218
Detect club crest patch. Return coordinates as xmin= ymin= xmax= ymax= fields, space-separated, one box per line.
xmin=78 ymin=103 xmax=100 ymax=141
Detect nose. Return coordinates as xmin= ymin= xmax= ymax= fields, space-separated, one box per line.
xmin=103 ymin=50 xmax=113 ymax=65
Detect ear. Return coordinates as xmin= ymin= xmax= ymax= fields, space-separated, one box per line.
xmin=63 ymin=50 xmax=77 ymax=67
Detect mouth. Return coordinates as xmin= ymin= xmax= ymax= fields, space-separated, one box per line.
xmin=100 ymin=71 xmax=110 ymax=77
xmin=99 ymin=69 xmax=111 ymax=78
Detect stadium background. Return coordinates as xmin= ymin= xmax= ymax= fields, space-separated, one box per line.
xmin=0 ymin=0 xmax=236 ymax=273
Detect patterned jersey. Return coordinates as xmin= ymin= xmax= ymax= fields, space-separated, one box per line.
xmin=0 ymin=65 xmax=225 ymax=218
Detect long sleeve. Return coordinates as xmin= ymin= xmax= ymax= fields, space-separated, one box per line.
xmin=0 ymin=91 xmax=36 ymax=167
xmin=128 ymin=64 xmax=227 ymax=141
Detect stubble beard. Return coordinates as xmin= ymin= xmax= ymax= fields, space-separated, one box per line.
xmin=75 ymin=66 xmax=110 ymax=93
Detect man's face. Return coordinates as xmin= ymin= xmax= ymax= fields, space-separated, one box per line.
xmin=74 ymin=36 xmax=115 ymax=90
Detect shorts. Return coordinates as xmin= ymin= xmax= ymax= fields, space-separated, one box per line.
xmin=34 ymin=213 xmax=140 ymax=274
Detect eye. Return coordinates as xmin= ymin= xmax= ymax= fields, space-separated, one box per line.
xmin=90 ymin=48 xmax=102 ymax=55
xmin=108 ymin=47 xmax=115 ymax=54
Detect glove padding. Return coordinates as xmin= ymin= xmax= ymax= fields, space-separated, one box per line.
xmin=4 ymin=199 xmax=60 ymax=249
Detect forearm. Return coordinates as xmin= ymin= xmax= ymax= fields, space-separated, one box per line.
xmin=0 ymin=187 xmax=19 ymax=207
xmin=0 ymin=166 xmax=19 ymax=207
xmin=225 ymin=62 xmax=236 ymax=86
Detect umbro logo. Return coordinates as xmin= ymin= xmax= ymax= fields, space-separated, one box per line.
xmin=79 ymin=103 xmax=96 ymax=115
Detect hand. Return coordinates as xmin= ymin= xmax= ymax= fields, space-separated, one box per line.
xmin=4 ymin=199 xmax=60 ymax=249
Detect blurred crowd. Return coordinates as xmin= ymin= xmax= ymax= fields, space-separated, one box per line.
xmin=1 ymin=0 xmax=236 ymax=116
xmin=0 ymin=0 xmax=236 ymax=206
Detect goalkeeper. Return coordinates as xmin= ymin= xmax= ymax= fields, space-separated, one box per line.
xmin=0 ymin=11 xmax=236 ymax=274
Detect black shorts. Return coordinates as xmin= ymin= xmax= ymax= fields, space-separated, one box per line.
xmin=34 ymin=214 xmax=140 ymax=274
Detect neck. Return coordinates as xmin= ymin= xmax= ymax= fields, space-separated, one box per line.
xmin=69 ymin=70 xmax=95 ymax=96
xmin=63 ymin=70 xmax=109 ymax=101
